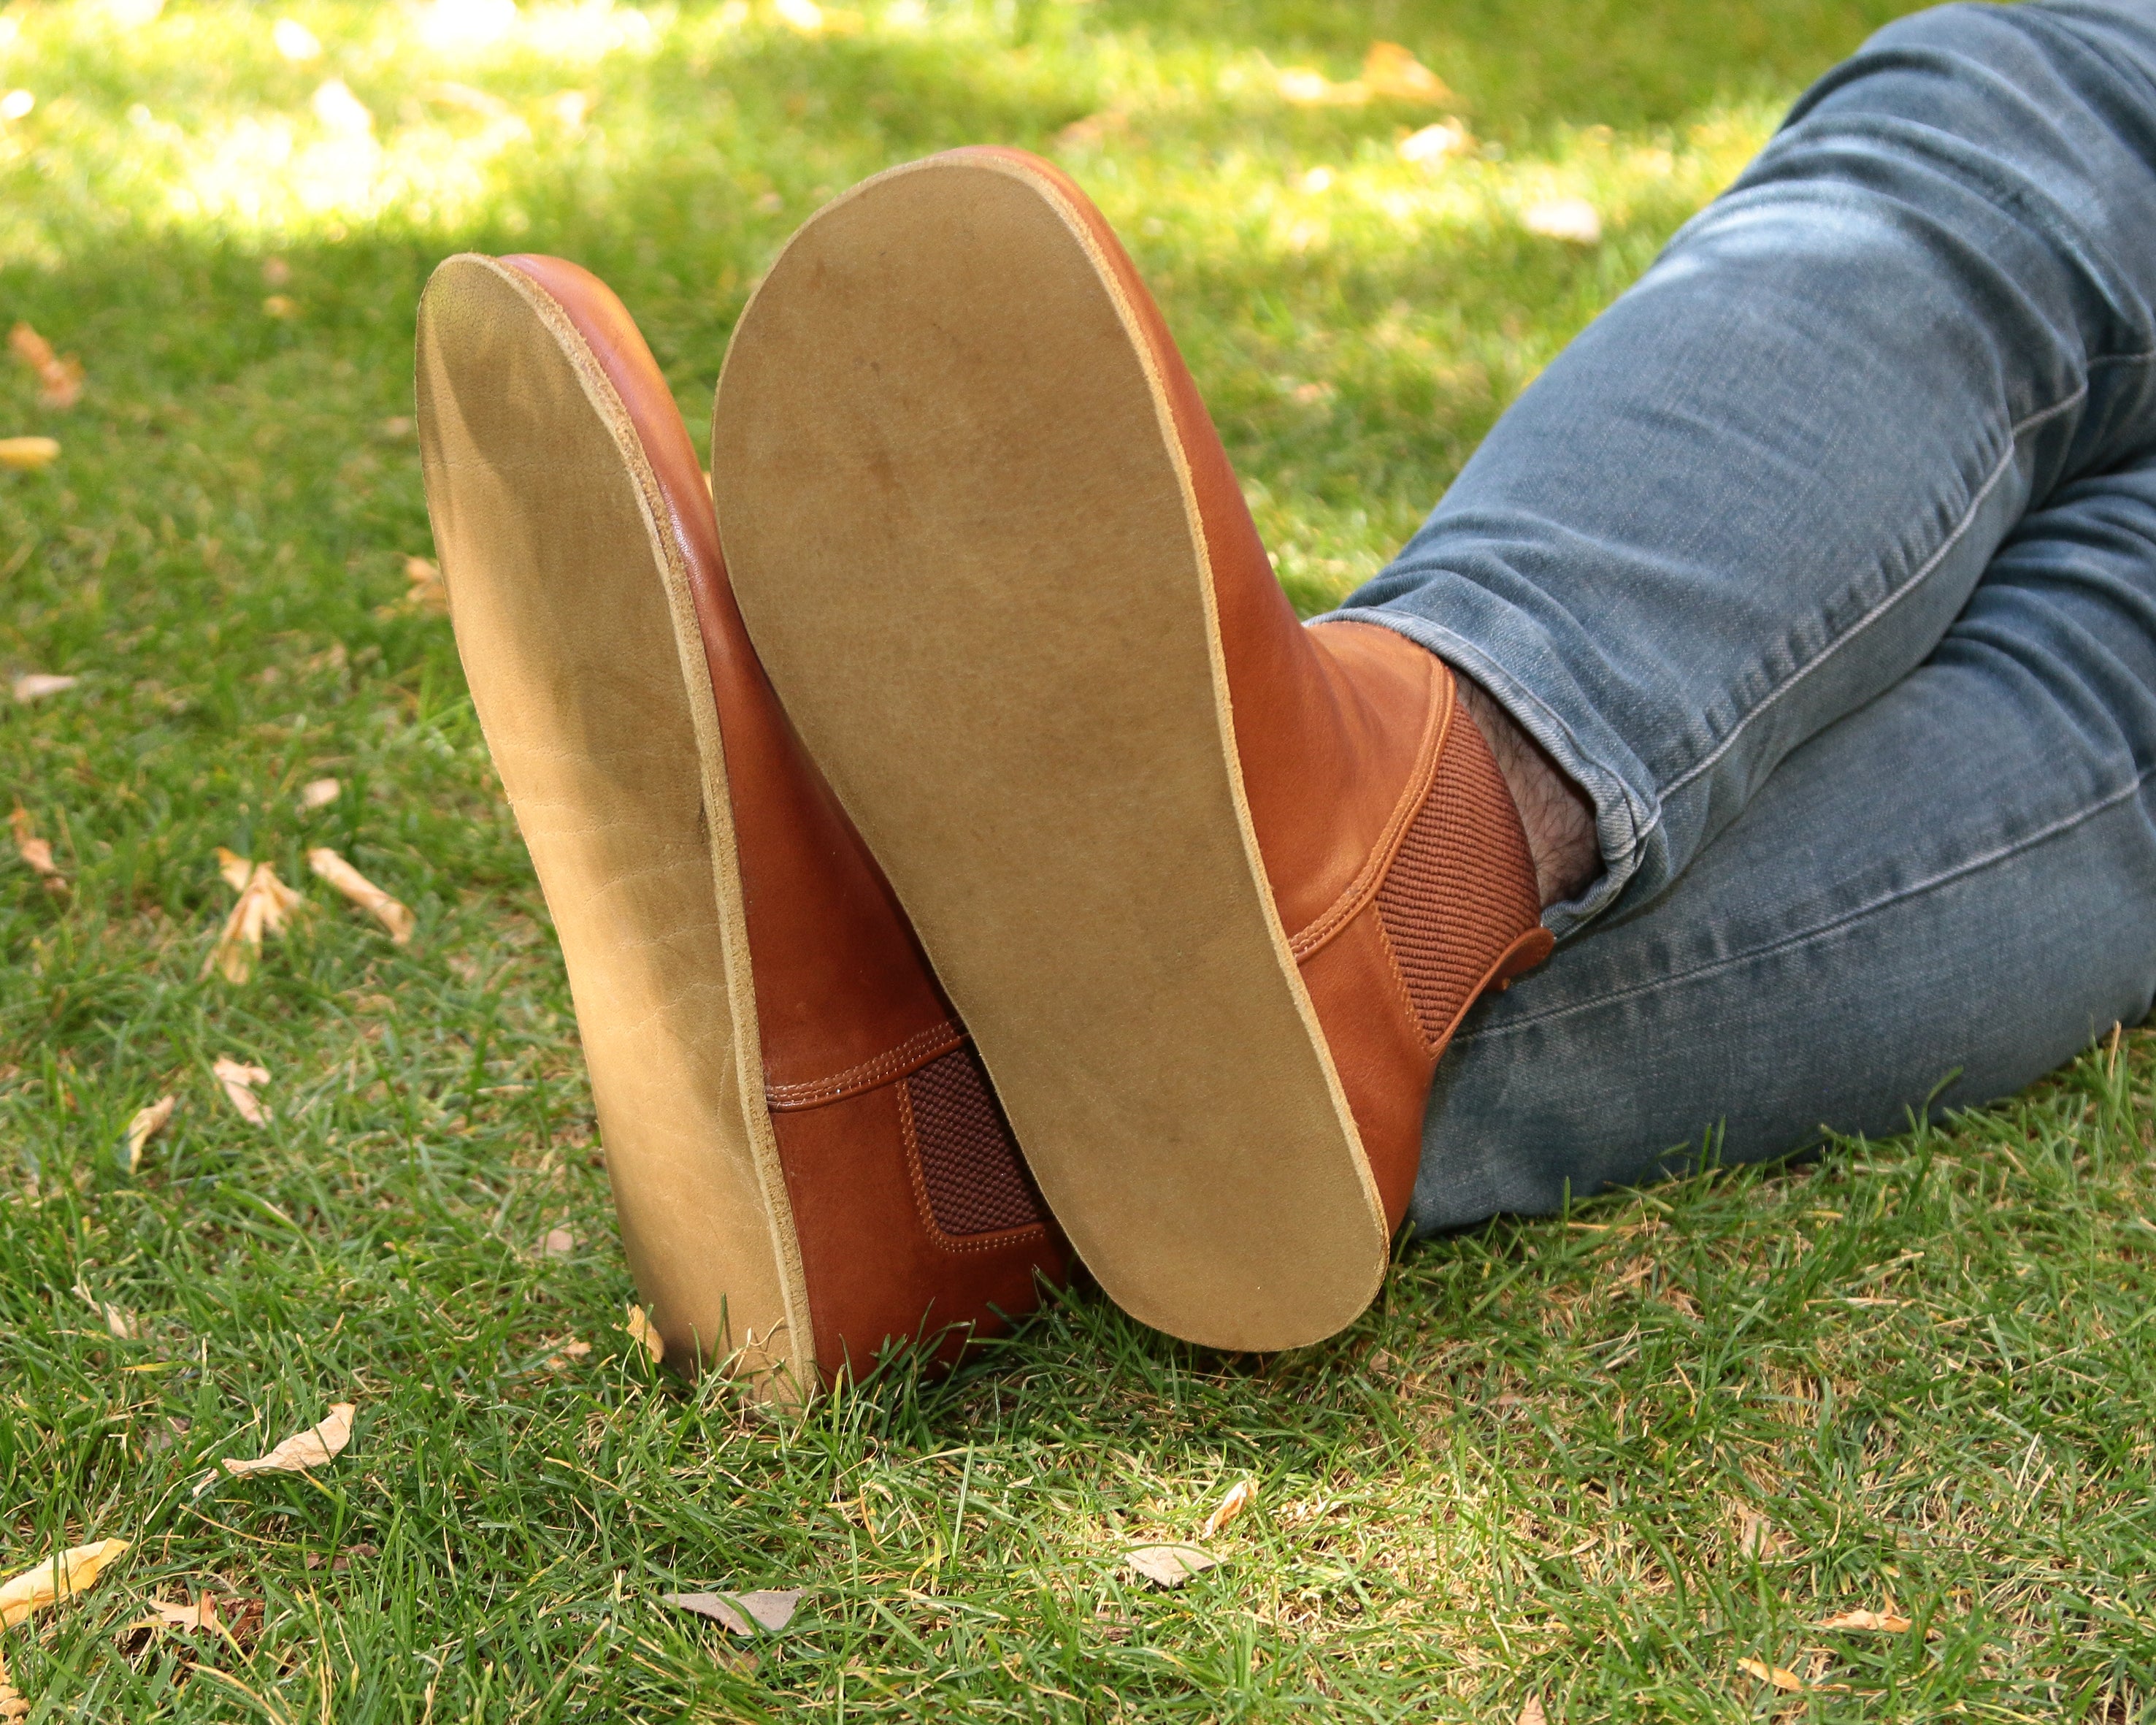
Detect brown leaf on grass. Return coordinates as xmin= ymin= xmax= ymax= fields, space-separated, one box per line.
xmin=0 ymin=437 xmax=59 ymax=471
xmin=1818 ymin=1609 xmax=1913 ymax=1633
xmin=212 ymin=1057 xmax=271 ymax=1125
xmin=8 ymin=322 xmax=83 ymax=408
xmin=9 ymin=804 xmax=65 ymax=893
xmin=0 ymin=1539 xmax=130 ymax=1628
xmin=122 ymin=1094 xmax=176 ymax=1171
xmin=1199 ymin=1479 xmax=1257 ymax=1540
xmin=537 ymin=1226 xmax=576 ymax=1259
xmin=298 ymin=777 xmax=340 ymax=811
xmin=1278 ymin=42 xmax=1449 ymax=109
xmin=1516 ymin=1699 xmax=1547 ymax=1725
xmin=307 ymin=847 xmax=415 ymax=944
xmin=1361 ymin=42 xmax=1452 ymax=103
xmin=403 ymin=554 xmax=449 ymax=614
xmin=544 ymin=1339 xmax=591 ymax=1369
xmin=204 ymin=851 xmax=304 ymax=982
xmin=625 ymin=1304 xmax=664 ymax=1363
xmin=1056 ymin=108 xmax=1129 ymax=150
xmin=1736 ymin=1510 xmax=1774 ymax=1558
xmin=74 ymin=1282 xmax=138 ymax=1339
xmin=1125 ymin=1545 xmax=1219 ymax=1587
xmin=1737 ymin=1657 xmax=1805 ymax=1692
xmin=11 ymin=670 xmax=74 ymax=700
xmin=302 ymin=1541 xmax=376 ymax=1572
xmin=221 ymin=1403 xmax=354 ymax=1477
xmin=1276 ymin=66 xmax=1362 ymax=107
xmin=662 ymin=1588 xmax=803 ymax=1634
xmin=123 ymin=1591 xmax=223 ymax=1634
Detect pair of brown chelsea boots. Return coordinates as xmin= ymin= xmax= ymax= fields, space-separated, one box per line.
xmin=416 ymin=148 xmax=1552 ymax=1401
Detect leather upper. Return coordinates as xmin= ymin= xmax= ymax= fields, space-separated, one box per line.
xmin=500 ymin=254 xmax=1068 ymax=1380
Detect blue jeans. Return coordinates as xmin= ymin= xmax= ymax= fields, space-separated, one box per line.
xmin=1323 ymin=0 xmax=2156 ymax=1232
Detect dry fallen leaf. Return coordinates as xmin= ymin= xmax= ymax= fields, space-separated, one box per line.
xmin=663 ymin=1588 xmax=803 ymax=1634
xmin=9 ymin=804 xmax=64 ymax=892
xmin=1125 ymin=1545 xmax=1219 ymax=1588
xmin=1737 ymin=1657 xmax=1805 ymax=1692
xmin=122 ymin=1094 xmax=176 ymax=1171
xmin=403 ymin=554 xmax=448 ymax=614
xmin=307 ymin=847 xmax=415 ymax=944
xmin=204 ymin=852 xmax=304 ymax=982
xmin=1056 ymin=109 xmax=1129 ymax=150
xmin=1400 ymin=119 xmax=1472 ymax=164
xmin=298 ymin=776 xmax=341 ymax=811
xmin=0 ymin=436 xmax=60 ymax=470
xmin=212 ymin=1057 xmax=272 ymax=1125
xmin=124 ymin=1591 xmax=223 ymax=1634
xmin=1736 ymin=1510 xmax=1773 ymax=1558
xmin=75 ymin=1282 xmax=138 ymax=1340
xmin=11 ymin=670 xmax=74 ymax=700
xmin=1278 ymin=42 xmax=1448 ymax=110
xmin=625 ymin=1304 xmax=664 ymax=1364
xmin=1277 ymin=66 xmax=1362 ymax=107
xmin=0 ymin=1538 xmax=130 ymax=1628
xmin=544 ymin=1339 xmax=592 ymax=1369
xmin=221 ymin=1403 xmax=354 ymax=1478
xmin=537 ymin=1226 xmax=576 ymax=1259
xmin=1522 ymin=196 xmax=1603 ymax=245
xmin=9 ymin=322 xmax=83 ymax=408
xmin=1361 ymin=41 xmax=1452 ymax=103
xmin=1200 ymin=1479 xmax=1257 ymax=1540
xmin=1516 ymin=1699 xmax=1547 ymax=1725
xmin=1818 ymin=1609 xmax=1913 ymax=1633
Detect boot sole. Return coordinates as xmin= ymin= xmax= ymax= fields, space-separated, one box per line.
xmin=714 ymin=154 xmax=1390 ymax=1350
xmin=418 ymin=256 xmax=815 ymax=1396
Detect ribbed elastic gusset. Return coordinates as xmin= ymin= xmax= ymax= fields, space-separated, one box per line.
xmin=1377 ymin=715 xmax=1542 ymax=1049
xmin=905 ymin=1045 xmax=1048 ymax=1236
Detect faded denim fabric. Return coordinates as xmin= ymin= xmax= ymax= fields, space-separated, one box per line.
xmin=1318 ymin=1 xmax=2156 ymax=1231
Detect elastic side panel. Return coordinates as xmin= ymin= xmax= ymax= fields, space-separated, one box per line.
xmin=905 ymin=1045 xmax=1048 ymax=1237
xmin=1376 ymin=699 xmax=1543 ymax=1050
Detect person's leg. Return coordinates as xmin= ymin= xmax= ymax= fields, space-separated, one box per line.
xmin=1413 ymin=451 xmax=2156 ymax=1229
xmin=1327 ymin=0 xmax=2156 ymax=939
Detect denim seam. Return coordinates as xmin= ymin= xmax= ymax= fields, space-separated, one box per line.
xmin=1457 ymin=757 xmax=2156 ymax=1044
xmin=1650 ymin=383 xmax=2092 ymax=814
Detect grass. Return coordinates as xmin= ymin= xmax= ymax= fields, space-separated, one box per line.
xmin=6 ymin=0 xmax=2154 ymax=1718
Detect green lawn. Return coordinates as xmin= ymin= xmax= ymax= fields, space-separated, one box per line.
xmin=8 ymin=0 xmax=2155 ymax=1718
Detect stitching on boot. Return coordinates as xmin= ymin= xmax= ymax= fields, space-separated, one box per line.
xmin=1287 ymin=654 xmax=1454 ymax=964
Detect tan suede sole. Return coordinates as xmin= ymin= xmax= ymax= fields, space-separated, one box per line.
xmin=417 ymin=256 xmax=814 ymax=1398
xmin=713 ymin=155 xmax=1391 ymax=1351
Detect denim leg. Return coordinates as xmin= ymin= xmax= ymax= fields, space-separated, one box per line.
xmin=1322 ymin=0 xmax=2156 ymax=938
xmin=1412 ymin=453 xmax=2156 ymax=1232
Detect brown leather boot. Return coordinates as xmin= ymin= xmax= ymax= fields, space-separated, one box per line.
xmin=415 ymin=252 xmax=1070 ymax=1399
xmin=712 ymin=150 xmax=1552 ymax=1353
